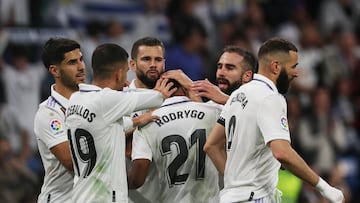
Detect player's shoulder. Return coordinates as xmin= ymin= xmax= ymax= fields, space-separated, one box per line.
xmin=196 ymin=101 xmax=223 ymax=112
xmin=36 ymin=97 xmax=64 ymax=120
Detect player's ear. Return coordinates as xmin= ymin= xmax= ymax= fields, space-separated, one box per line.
xmin=270 ymin=60 xmax=279 ymax=74
xmin=129 ymin=59 xmax=136 ymax=72
xmin=49 ymin=64 xmax=60 ymax=78
xmin=242 ymin=70 xmax=253 ymax=84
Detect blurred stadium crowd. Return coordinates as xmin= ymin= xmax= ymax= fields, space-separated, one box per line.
xmin=0 ymin=0 xmax=360 ymax=202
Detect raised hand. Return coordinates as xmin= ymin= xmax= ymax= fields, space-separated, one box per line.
xmin=192 ymin=79 xmax=229 ymax=105
xmin=153 ymin=77 xmax=177 ymax=99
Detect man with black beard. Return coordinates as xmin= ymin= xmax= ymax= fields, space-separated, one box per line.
xmin=204 ymin=38 xmax=345 ymax=203
xmin=123 ymin=37 xmax=166 ymax=135
xmin=128 ymin=37 xmax=165 ymax=90
xmin=191 ymin=45 xmax=256 ymax=105
xmin=125 ymin=37 xmax=166 ymax=203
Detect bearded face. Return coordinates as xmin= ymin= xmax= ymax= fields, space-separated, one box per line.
xmin=59 ymin=67 xmax=83 ymax=91
xmin=217 ymin=77 xmax=242 ymax=95
xmin=136 ymin=69 xmax=162 ymax=89
xmin=276 ymin=66 xmax=290 ymax=95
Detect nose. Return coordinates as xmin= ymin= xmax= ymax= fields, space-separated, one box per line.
xmin=78 ymin=61 xmax=86 ymax=71
xmin=217 ymin=66 xmax=225 ymax=76
xmin=148 ymin=59 xmax=157 ymax=67
xmin=293 ymin=69 xmax=299 ymax=78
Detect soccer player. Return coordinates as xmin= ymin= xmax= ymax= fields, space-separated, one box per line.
xmin=66 ymin=43 xmax=175 ymax=203
xmin=191 ymin=45 xmax=256 ymax=105
xmin=127 ymin=78 xmax=222 ymax=203
xmin=204 ymin=38 xmax=344 ymax=203
xmin=124 ymin=37 xmax=166 ymax=203
xmin=34 ymin=38 xmax=85 ymax=202
xmin=128 ymin=37 xmax=165 ymax=90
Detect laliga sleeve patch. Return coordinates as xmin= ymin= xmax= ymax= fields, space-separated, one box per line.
xmin=280 ymin=116 xmax=289 ymax=131
xmin=50 ymin=119 xmax=63 ymax=133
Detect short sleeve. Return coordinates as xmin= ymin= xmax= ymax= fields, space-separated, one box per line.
xmin=131 ymin=129 xmax=152 ymax=161
xmin=257 ymin=94 xmax=290 ymax=144
xmin=34 ymin=107 xmax=68 ymax=149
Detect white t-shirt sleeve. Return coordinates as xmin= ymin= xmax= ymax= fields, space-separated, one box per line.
xmin=131 ymin=129 xmax=152 ymax=161
xmin=131 ymin=90 xmax=164 ymax=111
xmin=257 ymin=94 xmax=290 ymax=144
xmin=102 ymin=89 xmax=163 ymax=123
xmin=122 ymin=116 xmax=133 ymax=132
xmin=34 ymin=108 xmax=68 ymax=149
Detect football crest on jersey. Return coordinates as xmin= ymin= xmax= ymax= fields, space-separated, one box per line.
xmin=280 ymin=116 xmax=289 ymax=131
xmin=50 ymin=119 xmax=63 ymax=134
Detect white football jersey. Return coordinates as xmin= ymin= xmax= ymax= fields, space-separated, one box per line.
xmin=34 ymin=84 xmax=73 ymax=203
xmin=219 ymin=74 xmax=291 ymax=202
xmin=125 ymin=79 xmax=162 ymax=203
xmin=66 ymin=84 xmax=164 ymax=203
xmin=132 ymin=96 xmax=222 ymax=203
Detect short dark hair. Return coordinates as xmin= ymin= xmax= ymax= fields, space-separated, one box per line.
xmin=131 ymin=37 xmax=165 ymax=59
xmin=92 ymin=43 xmax=128 ymax=79
xmin=258 ymin=38 xmax=298 ymax=60
xmin=42 ymin=38 xmax=81 ymax=70
xmin=223 ymin=45 xmax=258 ymax=73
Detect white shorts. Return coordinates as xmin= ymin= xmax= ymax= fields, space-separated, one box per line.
xmin=239 ymin=189 xmax=282 ymax=203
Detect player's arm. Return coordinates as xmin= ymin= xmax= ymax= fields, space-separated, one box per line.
xmin=50 ymin=141 xmax=74 ymax=172
xmin=127 ymin=159 xmax=151 ymax=189
xmin=192 ymin=79 xmax=229 ymax=105
xmin=123 ymin=112 xmax=160 ymax=134
xmin=269 ymin=139 xmax=345 ymax=203
xmin=203 ymin=122 xmax=227 ymax=176
xmin=128 ymin=128 xmax=153 ymax=189
xmin=132 ymin=110 xmax=159 ymax=128
xmin=130 ymin=78 xmax=176 ymax=113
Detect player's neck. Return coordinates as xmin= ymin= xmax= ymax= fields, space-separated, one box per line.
xmin=54 ymin=83 xmax=77 ymax=99
xmin=257 ymin=69 xmax=277 ymax=85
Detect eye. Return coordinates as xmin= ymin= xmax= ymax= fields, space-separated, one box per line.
xmin=155 ymin=57 xmax=164 ymax=62
xmin=141 ymin=57 xmax=151 ymax=62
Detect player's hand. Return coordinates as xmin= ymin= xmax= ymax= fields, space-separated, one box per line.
xmin=192 ymin=79 xmax=229 ymax=105
xmin=320 ymin=186 xmax=344 ymax=203
xmin=162 ymin=69 xmax=203 ymax=102
xmin=161 ymin=69 xmax=193 ymax=90
xmin=316 ymin=178 xmax=345 ymax=203
xmin=153 ymin=77 xmax=177 ymax=99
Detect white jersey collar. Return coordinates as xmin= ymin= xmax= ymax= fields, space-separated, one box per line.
xmin=253 ymin=74 xmax=278 ymax=93
xmin=79 ymin=83 xmax=102 ymax=92
xmin=128 ymin=79 xmax=137 ymax=90
xmin=51 ymin=84 xmax=70 ymax=107
xmin=124 ymin=79 xmax=155 ymax=93
xmin=161 ymin=96 xmax=191 ymax=107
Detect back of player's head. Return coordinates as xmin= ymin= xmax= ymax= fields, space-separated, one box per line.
xmin=258 ymin=38 xmax=298 ymax=62
xmin=223 ymin=45 xmax=258 ymax=74
xmin=42 ymin=38 xmax=81 ymax=70
xmin=92 ymin=43 xmax=128 ymax=79
xmin=131 ymin=37 xmax=165 ymax=59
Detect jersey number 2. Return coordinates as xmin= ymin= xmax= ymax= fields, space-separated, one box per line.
xmin=160 ymin=129 xmax=206 ymax=187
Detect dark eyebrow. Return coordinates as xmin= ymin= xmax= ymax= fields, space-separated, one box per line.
xmin=67 ymin=58 xmax=78 ymax=64
xmin=218 ymin=62 xmax=236 ymax=69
